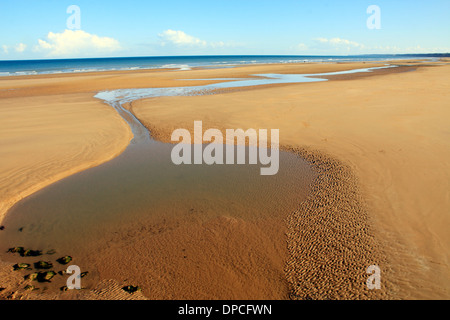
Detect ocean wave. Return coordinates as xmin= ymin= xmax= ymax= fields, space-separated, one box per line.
xmin=161 ymin=64 xmax=192 ymax=71
xmin=0 ymin=55 xmax=442 ymax=77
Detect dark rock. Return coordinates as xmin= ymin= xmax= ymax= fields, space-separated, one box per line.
xmin=13 ymin=263 xmax=31 ymax=271
xmin=34 ymin=261 xmax=53 ymax=269
xmin=36 ymin=271 xmax=56 ymax=282
xmin=7 ymin=247 xmax=24 ymax=254
xmin=56 ymin=256 xmax=72 ymax=265
xmin=22 ymin=249 xmax=42 ymax=257
xmin=122 ymin=285 xmax=142 ymax=294
xmin=25 ymin=273 xmax=38 ymax=281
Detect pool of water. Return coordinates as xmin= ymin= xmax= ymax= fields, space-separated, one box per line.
xmin=0 ymin=69 xmax=325 ymax=264
xmin=95 ymin=66 xmax=395 ymax=106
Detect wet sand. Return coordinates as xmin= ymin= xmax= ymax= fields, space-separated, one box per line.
xmin=0 ymin=143 xmax=314 ymax=299
xmin=130 ymin=61 xmax=450 ymax=299
xmin=0 ymin=60 xmax=449 ymax=299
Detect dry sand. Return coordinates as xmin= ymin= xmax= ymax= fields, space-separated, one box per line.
xmin=0 ymin=60 xmax=449 ymax=299
xmin=0 ymin=93 xmax=133 ymax=223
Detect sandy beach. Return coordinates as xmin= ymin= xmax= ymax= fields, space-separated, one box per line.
xmin=0 ymin=60 xmax=449 ymax=299
xmin=0 ymin=93 xmax=133 ymax=223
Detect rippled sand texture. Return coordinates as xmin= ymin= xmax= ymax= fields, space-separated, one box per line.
xmin=285 ymin=148 xmax=390 ymax=300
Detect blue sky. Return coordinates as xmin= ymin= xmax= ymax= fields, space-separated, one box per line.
xmin=1 ymin=0 xmax=449 ymax=59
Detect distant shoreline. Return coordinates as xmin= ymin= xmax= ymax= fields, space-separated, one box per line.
xmin=0 ymin=54 xmax=447 ymax=77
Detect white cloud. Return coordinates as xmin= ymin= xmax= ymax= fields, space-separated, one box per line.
xmin=210 ymin=41 xmax=226 ymax=48
xmin=296 ymin=43 xmax=309 ymax=51
xmin=292 ymin=37 xmax=367 ymax=54
xmin=315 ymin=37 xmax=364 ymax=49
xmin=2 ymin=45 xmax=8 ymax=54
xmin=15 ymin=43 xmax=27 ymax=53
xmin=36 ymin=29 xmax=121 ymax=57
xmin=294 ymin=37 xmax=450 ymax=55
xmin=159 ymin=29 xmax=207 ymax=47
xmin=158 ymin=29 xmax=230 ymax=49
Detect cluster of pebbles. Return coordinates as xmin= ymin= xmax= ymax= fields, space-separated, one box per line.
xmin=6 ymin=246 xmax=80 ymax=292
xmin=2 ymin=245 xmax=144 ymax=299
xmin=284 ymin=147 xmax=393 ymax=300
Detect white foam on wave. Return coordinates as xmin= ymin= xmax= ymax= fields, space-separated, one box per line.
xmin=161 ymin=64 xmax=192 ymax=71
xmin=13 ymin=71 xmax=38 ymax=76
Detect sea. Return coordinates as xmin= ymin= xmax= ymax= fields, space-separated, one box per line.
xmin=0 ymin=54 xmax=448 ymax=77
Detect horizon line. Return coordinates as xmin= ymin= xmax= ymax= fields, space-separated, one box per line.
xmin=1 ymin=53 xmax=449 ymax=63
